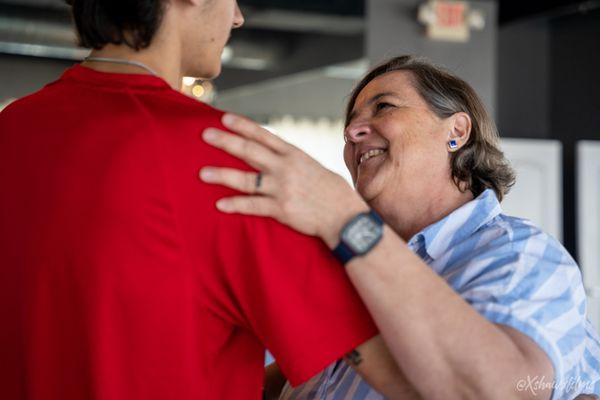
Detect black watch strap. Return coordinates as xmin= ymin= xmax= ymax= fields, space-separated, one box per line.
xmin=332 ymin=240 xmax=355 ymax=264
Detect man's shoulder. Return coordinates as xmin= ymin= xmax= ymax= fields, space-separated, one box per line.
xmin=149 ymin=88 xmax=225 ymax=122
xmin=148 ymin=92 xmax=251 ymax=171
xmin=142 ymin=90 xmax=240 ymax=151
xmin=0 ymin=83 xmax=59 ymax=120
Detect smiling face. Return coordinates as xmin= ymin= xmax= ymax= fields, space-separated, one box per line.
xmin=343 ymin=71 xmax=455 ymax=208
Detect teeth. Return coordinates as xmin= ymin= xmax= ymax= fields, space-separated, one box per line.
xmin=360 ymin=149 xmax=386 ymax=165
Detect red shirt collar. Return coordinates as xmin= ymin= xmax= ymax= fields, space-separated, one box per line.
xmin=60 ymin=64 xmax=172 ymax=90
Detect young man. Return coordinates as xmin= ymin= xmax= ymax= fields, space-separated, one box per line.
xmin=0 ymin=0 xmax=407 ymax=399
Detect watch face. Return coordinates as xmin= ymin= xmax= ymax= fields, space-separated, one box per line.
xmin=342 ymin=214 xmax=383 ymax=254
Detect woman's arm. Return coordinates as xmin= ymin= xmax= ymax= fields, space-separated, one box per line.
xmin=200 ymin=114 xmax=555 ymax=400
xmin=341 ymin=224 xmax=555 ymax=400
xmin=264 ymin=340 xmax=422 ymax=400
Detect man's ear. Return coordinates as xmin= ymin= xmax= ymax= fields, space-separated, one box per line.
xmin=447 ymin=112 xmax=472 ymax=151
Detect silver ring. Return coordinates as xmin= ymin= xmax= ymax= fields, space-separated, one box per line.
xmin=255 ymin=172 xmax=263 ymax=191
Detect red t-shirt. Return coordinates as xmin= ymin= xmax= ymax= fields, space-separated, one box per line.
xmin=0 ymin=65 xmax=378 ymax=400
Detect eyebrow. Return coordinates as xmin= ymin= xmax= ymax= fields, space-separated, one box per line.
xmin=347 ymin=92 xmax=400 ymax=124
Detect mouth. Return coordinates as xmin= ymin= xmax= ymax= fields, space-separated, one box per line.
xmin=358 ymin=148 xmax=387 ymax=166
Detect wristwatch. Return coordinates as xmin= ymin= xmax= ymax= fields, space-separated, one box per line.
xmin=332 ymin=209 xmax=384 ymax=265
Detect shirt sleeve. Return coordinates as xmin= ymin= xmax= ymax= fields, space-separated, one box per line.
xmin=454 ymin=225 xmax=592 ymax=399
xmin=214 ymin=213 xmax=379 ymax=386
xmin=155 ymin=104 xmax=378 ymax=386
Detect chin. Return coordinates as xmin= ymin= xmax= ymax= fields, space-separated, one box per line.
xmin=204 ymin=64 xmax=222 ymax=80
xmin=189 ymin=61 xmax=222 ymax=80
xmin=356 ymin=180 xmax=378 ymax=203
xmin=358 ymin=169 xmax=394 ymax=206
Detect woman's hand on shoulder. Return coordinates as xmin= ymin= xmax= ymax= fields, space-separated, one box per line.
xmin=199 ymin=113 xmax=368 ymax=246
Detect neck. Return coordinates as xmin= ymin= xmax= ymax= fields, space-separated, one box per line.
xmin=370 ymin=181 xmax=474 ymax=241
xmin=83 ymin=24 xmax=183 ymax=89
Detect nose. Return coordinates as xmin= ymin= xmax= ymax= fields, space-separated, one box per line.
xmin=344 ymin=120 xmax=372 ymax=143
xmin=233 ymin=3 xmax=245 ymax=29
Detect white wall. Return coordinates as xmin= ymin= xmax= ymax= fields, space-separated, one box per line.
xmin=266 ymin=117 xmax=350 ymax=182
xmin=501 ymin=139 xmax=563 ymax=241
xmin=578 ymin=141 xmax=600 ymax=330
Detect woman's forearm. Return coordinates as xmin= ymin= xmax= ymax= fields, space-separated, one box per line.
xmin=326 ymin=217 xmax=553 ymax=400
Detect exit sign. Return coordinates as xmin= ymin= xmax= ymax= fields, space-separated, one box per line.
xmin=418 ymin=0 xmax=485 ymax=42
xmin=436 ymin=1 xmax=466 ymax=27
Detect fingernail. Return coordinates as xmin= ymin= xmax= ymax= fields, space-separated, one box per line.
xmin=222 ymin=113 xmax=237 ymax=127
xmin=216 ymin=200 xmax=232 ymax=212
xmin=203 ymin=129 xmax=219 ymax=142
xmin=199 ymin=168 xmax=216 ymax=182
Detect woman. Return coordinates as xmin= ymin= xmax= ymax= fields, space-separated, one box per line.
xmin=199 ymin=56 xmax=600 ymax=399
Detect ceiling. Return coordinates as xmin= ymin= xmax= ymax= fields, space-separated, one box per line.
xmin=0 ymin=0 xmax=597 ymax=118
xmin=0 ymin=0 xmax=367 ymax=90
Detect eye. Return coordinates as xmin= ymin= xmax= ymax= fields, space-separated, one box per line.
xmin=375 ymin=102 xmax=394 ymax=112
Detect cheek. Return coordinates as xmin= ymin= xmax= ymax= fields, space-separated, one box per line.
xmin=388 ymin=133 xmax=441 ymax=175
xmin=343 ymin=145 xmax=357 ymax=180
xmin=403 ymin=142 xmax=450 ymax=180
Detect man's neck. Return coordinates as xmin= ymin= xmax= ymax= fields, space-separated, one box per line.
xmin=84 ymin=39 xmax=182 ymax=89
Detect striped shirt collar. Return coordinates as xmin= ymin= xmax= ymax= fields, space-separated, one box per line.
xmin=407 ymin=189 xmax=503 ymax=260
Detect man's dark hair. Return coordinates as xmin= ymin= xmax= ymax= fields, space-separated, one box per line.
xmin=65 ymin=0 xmax=166 ymax=50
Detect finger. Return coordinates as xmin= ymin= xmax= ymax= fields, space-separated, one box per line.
xmin=222 ymin=113 xmax=290 ymax=154
xmin=202 ymin=128 xmax=278 ymax=171
xmin=216 ymin=196 xmax=279 ymax=218
xmin=199 ymin=167 xmax=273 ymax=195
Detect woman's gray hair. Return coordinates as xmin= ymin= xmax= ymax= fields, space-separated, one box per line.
xmin=345 ymin=55 xmax=515 ymax=201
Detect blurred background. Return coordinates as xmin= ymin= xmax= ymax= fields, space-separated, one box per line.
xmin=1 ymin=0 xmax=599 ymax=328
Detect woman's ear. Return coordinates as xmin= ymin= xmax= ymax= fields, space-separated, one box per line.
xmin=447 ymin=112 xmax=472 ymax=152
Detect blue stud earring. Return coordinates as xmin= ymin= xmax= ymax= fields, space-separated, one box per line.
xmin=448 ymin=139 xmax=458 ymax=150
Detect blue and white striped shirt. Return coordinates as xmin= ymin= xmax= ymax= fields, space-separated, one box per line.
xmin=280 ymin=189 xmax=600 ymax=400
